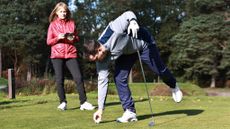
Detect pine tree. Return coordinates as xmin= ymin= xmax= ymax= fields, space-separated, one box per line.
xmin=169 ymin=0 xmax=230 ymax=87
xmin=0 ymin=0 xmax=55 ymax=79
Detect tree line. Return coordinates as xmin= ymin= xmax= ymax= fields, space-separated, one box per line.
xmin=0 ymin=0 xmax=229 ymax=88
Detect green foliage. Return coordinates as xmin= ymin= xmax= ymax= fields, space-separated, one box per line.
xmin=194 ymin=0 xmax=226 ymax=13
xmin=0 ymin=0 xmax=187 ymax=83
xmin=17 ymin=78 xmax=56 ymax=96
xmin=0 ymin=77 xmax=7 ymax=85
xmin=186 ymin=0 xmax=227 ymax=16
xmin=169 ymin=0 xmax=230 ymax=86
xmin=73 ymin=0 xmax=186 ymax=81
xmin=0 ymin=0 xmax=55 ymax=77
xmin=0 ymin=78 xmax=8 ymax=96
xmin=15 ymin=78 xmax=98 ymax=96
xmin=1 ymin=0 xmax=229 ymax=88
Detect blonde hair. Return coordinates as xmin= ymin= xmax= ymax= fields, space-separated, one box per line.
xmin=49 ymin=2 xmax=71 ymax=22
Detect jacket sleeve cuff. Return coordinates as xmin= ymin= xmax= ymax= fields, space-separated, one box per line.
xmin=129 ymin=18 xmax=137 ymax=22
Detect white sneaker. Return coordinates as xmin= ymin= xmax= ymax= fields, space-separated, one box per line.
xmin=171 ymin=85 xmax=183 ymax=103
xmin=57 ymin=102 xmax=67 ymax=110
xmin=116 ymin=110 xmax=138 ymax=123
xmin=80 ymin=102 xmax=95 ymax=110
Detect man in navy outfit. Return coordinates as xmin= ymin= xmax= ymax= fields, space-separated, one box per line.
xmin=83 ymin=11 xmax=183 ymax=123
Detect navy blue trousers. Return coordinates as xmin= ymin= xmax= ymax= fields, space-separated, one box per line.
xmin=114 ymin=28 xmax=176 ymax=113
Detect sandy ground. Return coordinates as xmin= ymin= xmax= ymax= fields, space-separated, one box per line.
xmin=204 ymin=88 xmax=230 ymax=96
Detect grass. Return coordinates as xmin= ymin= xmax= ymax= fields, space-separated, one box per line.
xmin=0 ymin=83 xmax=230 ymax=129
xmin=106 ymin=82 xmax=206 ymax=96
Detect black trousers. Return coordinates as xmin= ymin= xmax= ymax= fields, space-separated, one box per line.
xmin=51 ymin=58 xmax=87 ymax=104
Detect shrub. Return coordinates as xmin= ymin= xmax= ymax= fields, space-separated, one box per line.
xmin=0 ymin=78 xmax=8 ymax=85
xmin=15 ymin=78 xmax=98 ymax=96
xmin=64 ymin=79 xmax=98 ymax=93
xmin=17 ymin=78 xmax=56 ymax=96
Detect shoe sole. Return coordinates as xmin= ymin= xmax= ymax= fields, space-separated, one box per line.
xmin=130 ymin=118 xmax=138 ymax=122
xmin=57 ymin=108 xmax=67 ymax=111
xmin=116 ymin=118 xmax=138 ymax=123
xmin=80 ymin=107 xmax=95 ymax=110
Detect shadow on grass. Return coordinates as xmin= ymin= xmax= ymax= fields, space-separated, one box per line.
xmin=0 ymin=100 xmax=29 ymax=105
xmin=104 ymin=99 xmax=148 ymax=107
xmin=100 ymin=120 xmax=116 ymax=123
xmin=101 ymin=109 xmax=204 ymax=124
xmin=68 ymin=107 xmax=80 ymax=110
xmin=137 ymin=109 xmax=204 ymax=121
xmin=0 ymin=99 xmax=48 ymax=109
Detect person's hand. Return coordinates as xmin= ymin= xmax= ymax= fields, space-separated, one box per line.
xmin=87 ymin=44 xmax=107 ymax=62
xmin=127 ymin=20 xmax=139 ymax=38
xmin=93 ymin=109 xmax=103 ymax=124
xmin=58 ymin=33 xmax=65 ymax=40
xmin=65 ymin=33 xmax=75 ymax=41
xmin=97 ymin=45 xmax=107 ymax=61
xmin=88 ymin=55 xmax=97 ymax=61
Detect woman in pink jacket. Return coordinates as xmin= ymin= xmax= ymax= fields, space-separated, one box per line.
xmin=47 ymin=2 xmax=95 ymax=111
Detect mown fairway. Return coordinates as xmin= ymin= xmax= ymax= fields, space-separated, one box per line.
xmin=0 ymin=83 xmax=230 ymax=129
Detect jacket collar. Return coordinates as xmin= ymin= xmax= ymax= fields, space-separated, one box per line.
xmin=56 ymin=17 xmax=68 ymax=23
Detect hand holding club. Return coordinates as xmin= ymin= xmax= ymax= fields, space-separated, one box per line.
xmin=128 ymin=20 xmax=139 ymax=38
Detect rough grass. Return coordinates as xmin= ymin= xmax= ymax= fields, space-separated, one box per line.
xmin=0 ymin=83 xmax=230 ymax=129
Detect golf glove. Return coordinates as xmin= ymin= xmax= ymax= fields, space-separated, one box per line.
xmin=127 ymin=20 xmax=139 ymax=38
xmin=93 ymin=109 xmax=103 ymax=124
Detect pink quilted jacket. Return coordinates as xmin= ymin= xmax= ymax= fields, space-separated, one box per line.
xmin=47 ymin=18 xmax=79 ymax=59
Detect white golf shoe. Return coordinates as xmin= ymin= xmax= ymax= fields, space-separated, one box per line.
xmin=171 ymin=85 xmax=183 ymax=103
xmin=57 ymin=102 xmax=67 ymax=110
xmin=80 ymin=101 xmax=95 ymax=110
xmin=116 ymin=110 xmax=138 ymax=123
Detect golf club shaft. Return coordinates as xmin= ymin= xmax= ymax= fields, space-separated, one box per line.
xmin=131 ymin=37 xmax=154 ymax=117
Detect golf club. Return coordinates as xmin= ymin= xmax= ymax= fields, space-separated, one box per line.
xmin=131 ymin=37 xmax=155 ymax=127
